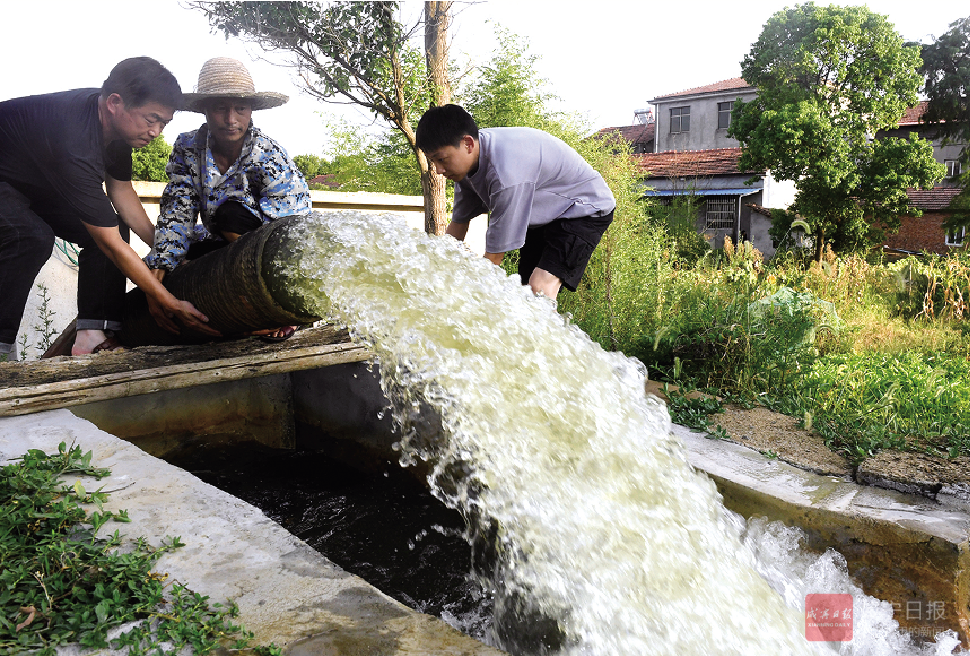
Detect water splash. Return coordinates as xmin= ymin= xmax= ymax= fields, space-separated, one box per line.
xmin=277 ymin=212 xmax=962 ymax=656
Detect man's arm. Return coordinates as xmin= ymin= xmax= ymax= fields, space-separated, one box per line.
xmin=448 ymin=216 xmax=503 ymax=263
xmin=105 ymin=175 xmax=154 ymax=246
xmin=253 ymin=133 xmax=312 ymax=218
xmin=144 ymin=134 xmax=200 ymax=272
xmin=83 ymin=223 xmax=220 ymax=336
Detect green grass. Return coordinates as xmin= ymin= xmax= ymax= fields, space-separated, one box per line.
xmin=791 ymin=351 xmax=970 ymax=463
xmin=0 ymin=442 xmax=271 ymax=655
xmin=564 ymin=229 xmax=970 ymax=463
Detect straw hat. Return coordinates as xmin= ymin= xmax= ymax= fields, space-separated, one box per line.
xmin=181 ymin=57 xmax=289 ymax=113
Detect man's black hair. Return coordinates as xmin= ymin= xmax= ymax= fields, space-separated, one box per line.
xmin=416 ymin=104 xmax=479 ymax=152
xmin=102 ymin=57 xmax=182 ymax=110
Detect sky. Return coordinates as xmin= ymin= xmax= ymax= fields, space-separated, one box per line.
xmin=1 ymin=1 xmax=965 ymax=159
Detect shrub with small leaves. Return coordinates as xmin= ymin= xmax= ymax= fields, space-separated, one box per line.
xmin=0 ymin=442 xmax=270 ymax=656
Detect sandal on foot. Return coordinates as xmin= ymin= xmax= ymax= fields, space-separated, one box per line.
xmin=42 ymin=319 xmax=78 ymax=358
xmin=259 ymin=326 xmax=297 ymax=343
xmin=92 ymin=337 xmax=124 ymax=353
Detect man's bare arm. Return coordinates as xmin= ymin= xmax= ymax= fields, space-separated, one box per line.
xmin=83 ymin=223 xmax=220 ymax=336
xmin=105 ymin=176 xmax=155 ymax=247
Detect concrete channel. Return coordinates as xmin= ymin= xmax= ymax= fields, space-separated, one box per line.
xmin=2 ymin=333 xmax=969 ymax=651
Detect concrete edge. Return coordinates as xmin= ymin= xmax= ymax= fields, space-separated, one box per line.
xmin=0 ymin=409 xmax=505 ymax=656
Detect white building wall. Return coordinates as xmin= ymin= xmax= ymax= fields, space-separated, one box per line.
xmin=653 ymin=89 xmax=758 ymax=153
xmin=762 ymin=173 xmax=797 ymax=208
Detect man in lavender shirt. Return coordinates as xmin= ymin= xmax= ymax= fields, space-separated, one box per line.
xmin=416 ymin=104 xmax=615 ymax=300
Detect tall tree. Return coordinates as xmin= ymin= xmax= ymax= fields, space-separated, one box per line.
xmin=918 ymin=16 xmax=970 ymax=231
xmin=422 ymin=1 xmax=452 ymax=233
xmin=460 ymin=28 xmax=554 ymax=131
xmin=730 ymin=3 xmax=944 ymax=257
xmin=919 ymin=16 xmax=970 ymax=158
xmin=190 ymin=1 xmax=451 ymax=234
xmin=131 ymin=136 xmax=171 ymax=182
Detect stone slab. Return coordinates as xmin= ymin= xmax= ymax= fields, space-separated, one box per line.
xmin=0 ymin=409 xmax=505 ymax=655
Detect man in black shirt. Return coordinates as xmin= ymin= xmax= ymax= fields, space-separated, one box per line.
xmin=0 ymin=57 xmax=219 ymax=358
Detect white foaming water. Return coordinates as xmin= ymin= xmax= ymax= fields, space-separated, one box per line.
xmin=278 ymin=212 xmax=963 ymax=656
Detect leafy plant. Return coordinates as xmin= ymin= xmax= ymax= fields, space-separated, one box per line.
xmin=664 ymin=381 xmax=724 ymax=432
xmin=131 ymin=136 xmax=172 ymax=182
xmin=0 ymin=442 xmax=267 ymax=655
xmin=707 ymin=424 xmax=731 ymax=441
xmin=793 ymin=351 xmax=970 ymax=461
xmin=32 ymin=283 xmax=57 ymax=355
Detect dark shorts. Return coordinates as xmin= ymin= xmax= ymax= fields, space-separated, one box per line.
xmin=517 ymin=210 xmax=613 ymax=292
xmin=186 ymin=200 xmax=263 ymax=261
xmin=209 ymin=199 xmax=263 ymax=236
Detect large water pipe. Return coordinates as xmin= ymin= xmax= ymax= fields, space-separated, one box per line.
xmin=120 ymin=215 xmax=318 ymax=347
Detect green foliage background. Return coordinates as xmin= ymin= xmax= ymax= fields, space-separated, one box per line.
xmin=730 ymin=3 xmax=944 ymax=255
xmin=130 ymin=136 xmax=171 ymax=182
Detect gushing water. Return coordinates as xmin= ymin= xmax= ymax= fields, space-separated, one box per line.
xmin=276 ymin=212 xmax=963 ymax=656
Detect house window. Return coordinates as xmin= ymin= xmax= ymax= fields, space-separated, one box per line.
xmin=946 ymin=226 xmax=966 ymax=247
xmin=705 ymin=197 xmax=735 ymax=231
xmin=670 ymin=106 xmax=690 ymax=133
xmin=717 ymin=102 xmax=733 ymax=129
xmin=945 ymin=160 xmax=962 ymax=178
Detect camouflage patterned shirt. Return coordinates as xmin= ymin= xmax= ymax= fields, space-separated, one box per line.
xmin=145 ymin=123 xmax=310 ymax=271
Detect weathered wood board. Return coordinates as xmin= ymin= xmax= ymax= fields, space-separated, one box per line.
xmin=0 ymin=324 xmax=371 ymax=417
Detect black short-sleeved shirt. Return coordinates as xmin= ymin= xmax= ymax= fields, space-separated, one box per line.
xmin=0 ymin=88 xmax=132 ymax=228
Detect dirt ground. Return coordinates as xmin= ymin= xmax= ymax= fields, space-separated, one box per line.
xmin=645 ymin=380 xmax=970 ymax=498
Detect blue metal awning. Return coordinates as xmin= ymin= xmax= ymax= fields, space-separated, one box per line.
xmin=644 ymin=188 xmax=761 ymax=197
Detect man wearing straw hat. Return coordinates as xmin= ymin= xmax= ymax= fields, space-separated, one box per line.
xmin=0 ymin=57 xmax=219 ymax=360
xmin=146 ymin=57 xmax=310 ymax=340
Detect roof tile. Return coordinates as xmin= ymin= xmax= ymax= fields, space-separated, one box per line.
xmin=906 ymin=187 xmax=962 ymax=210
xmin=634 ymin=148 xmax=762 ymax=177
xmin=898 ymin=101 xmax=930 ymax=126
xmin=594 ymin=123 xmax=655 ymax=148
xmin=653 ymin=77 xmax=752 ymax=100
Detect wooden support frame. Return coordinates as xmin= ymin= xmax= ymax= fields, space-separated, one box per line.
xmin=0 ymin=326 xmax=371 ymax=417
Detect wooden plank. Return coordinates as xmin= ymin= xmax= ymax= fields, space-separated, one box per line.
xmin=0 ymin=341 xmax=371 ymax=417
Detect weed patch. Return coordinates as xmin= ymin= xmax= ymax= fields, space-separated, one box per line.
xmin=0 ymin=442 xmax=269 ymax=655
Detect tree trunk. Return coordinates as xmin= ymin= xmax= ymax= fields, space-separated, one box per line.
xmin=422 ymin=0 xmax=452 ymax=235
xmin=421 ymin=155 xmax=448 ymax=235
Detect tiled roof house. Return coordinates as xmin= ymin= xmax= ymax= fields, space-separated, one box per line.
xmin=877 ymin=101 xmax=968 ymax=254
xmin=604 ymin=78 xmax=967 ymax=256
xmin=626 ymin=77 xmax=794 ymax=255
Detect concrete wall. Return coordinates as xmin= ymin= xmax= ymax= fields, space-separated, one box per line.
xmin=654 ymin=89 xmax=757 ymax=153
xmin=72 ymin=374 xmax=296 ymax=458
xmin=291 ymin=362 xmax=401 ymax=471
xmin=745 ymin=209 xmax=776 ymax=259
xmin=64 ymin=360 xmax=436 ymax=482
